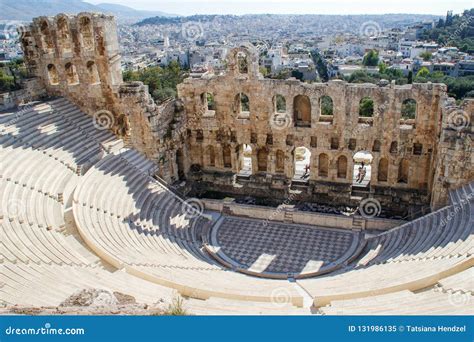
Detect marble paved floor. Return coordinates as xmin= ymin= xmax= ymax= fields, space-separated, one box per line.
xmin=214 ymin=217 xmax=356 ymax=275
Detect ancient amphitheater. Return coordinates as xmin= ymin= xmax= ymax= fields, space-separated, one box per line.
xmin=0 ymin=13 xmax=472 ymax=315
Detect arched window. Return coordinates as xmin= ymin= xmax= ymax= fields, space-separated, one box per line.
xmin=378 ymin=158 xmax=388 ymax=182
xmin=86 ymin=61 xmax=100 ymax=84
xmin=398 ymin=158 xmax=409 ymax=184
xmin=372 ymin=140 xmax=381 ymax=152
xmin=47 ymin=64 xmax=59 ymax=85
xmin=235 ymin=93 xmax=249 ymax=114
xmin=337 ymin=155 xmax=347 ymax=179
xmin=196 ymin=130 xmax=204 ymax=142
xmin=318 ymin=153 xmax=328 ymax=177
xmin=276 ymin=150 xmax=285 ymax=173
xmin=359 ymin=97 xmax=374 ymax=117
xmin=201 ymin=93 xmax=215 ymax=111
xmin=257 ymin=148 xmax=268 ymax=172
xmin=206 ymin=93 xmax=215 ymax=111
xmin=413 ymin=143 xmax=423 ymax=155
xmin=294 ymin=95 xmax=311 ymax=127
xmin=79 ymin=16 xmax=94 ymax=50
xmin=390 ymin=141 xmax=398 ymax=154
xmin=56 ymin=17 xmax=71 ymax=52
xmin=237 ymin=51 xmax=248 ymax=74
xmin=320 ymin=95 xmax=333 ymax=116
xmin=65 ymin=63 xmax=79 ymax=85
xmin=40 ymin=21 xmax=54 ymax=51
xmin=274 ymin=94 xmax=286 ymax=113
xmin=207 ymin=146 xmax=215 ymax=166
xmin=401 ymin=99 xmax=417 ymax=120
xmin=223 ymin=146 xmax=232 ymax=168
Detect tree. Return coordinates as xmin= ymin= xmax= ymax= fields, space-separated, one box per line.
xmin=401 ymin=99 xmax=417 ymax=119
xmin=320 ymin=96 xmax=334 ymax=115
xmin=346 ymin=70 xmax=378 ymax=83
xmin=122 ymin=61 xmax=185 ymax=104
xmin=152 ymin=87 xmax=176 ymax=103
xmin=273 ymin=70 xmax=290 ymax=79
xmin=419 ymin=51 xmax=432 ymax=61
xmin=310 ymin=50 xmax=329 ymax=82
xmin=0 ymin=69 xmax=15 ymax=92
xmin=362 ymin=50 xmax=379 ymax=67
xmin=416 ymin=67 xmax=430 ymax=78
xmin=378 ymin=61 xmax=388 ymax=74
xmin=407 ymin=71 xmax=413 ymax=84
xmin=275 ymin=95 xmax=286 ymax=112
xmin=291 ymin=70 xmax=304 ymax=81
xmin=359 ymin=97 xmax=374 ymax=117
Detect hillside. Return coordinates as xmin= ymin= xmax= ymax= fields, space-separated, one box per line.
xmin=419 ymin=9 xmax=474 ymax=53
xmin=0 ymin=0 xmax=175 ymax=22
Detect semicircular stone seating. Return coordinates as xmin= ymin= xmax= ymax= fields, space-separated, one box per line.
xmin=0 ymin=99 xmax=178 ymax=309
xmin=297 ymin=182 xmax=473 ymax=310
xmin=72 ymin=149 xmax=305 ymax=306
xmin=1 ymin=97 xmax=473 ymax=315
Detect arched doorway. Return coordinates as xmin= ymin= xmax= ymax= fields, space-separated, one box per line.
xmin=176 ymin=148 xmax=185 ymax=181
xmin=238 ymin=144 xmax=252 ymax=175
xmin=293 ymin=147 xmax=311 ymax=181
xmin=352 ymin=151 xmax=373 ymax=188
xmin=293 ymin=95 xmax=311 ymax=127
xmin=257 ymin=147 xmax=268 ymax=172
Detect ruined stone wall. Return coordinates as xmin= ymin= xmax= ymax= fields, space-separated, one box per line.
xmin=431 ymin=98 xmax=474 ymax=209
xmin=18 ymin=17 xmax=473 ymax=211
xmin=117 ymin=81 xmax=188 ymax=183
xmin=0 ymin=78 xmax=46 ymax=110
xmin=21 ymin=13 xmax=122 ymax=128
xmin=178 ymin=46 xmax=461 ymax=212
xmin=20 ymin=13 xmax=184 ymax=182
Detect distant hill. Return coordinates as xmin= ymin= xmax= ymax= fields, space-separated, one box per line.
xmin=136 ymin=13 xmax=440 ymax=27
xmin=96 ymin=3 xmax=178 ymax=22
xmin=0 ymin=0 xmax=176 ymax=22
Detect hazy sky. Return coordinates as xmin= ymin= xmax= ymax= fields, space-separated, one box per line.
xmin=85 ymin=0 xmax=471 ymax=16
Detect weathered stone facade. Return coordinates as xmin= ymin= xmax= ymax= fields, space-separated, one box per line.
xmin=19 ymin=16 xmax=473 ymax=214
xmin=20 ymin=13 xmax=187 ymax=182
xmin=22 ymin=13 xmax=122 ymax=118
xmin=178 ymin=45 xmax=473 ymax=214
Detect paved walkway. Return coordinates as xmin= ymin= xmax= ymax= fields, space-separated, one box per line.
xmin=206 ymin=216 xmax=363 ymax=278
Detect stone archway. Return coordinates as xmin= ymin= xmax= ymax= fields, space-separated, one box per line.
xmin=352 ymin=150 xmax=373 ymax=188
xmin=293 ymin=146 xmax=311 ymax=181
xmin=238 ymin=144 xmax=252 ymax=175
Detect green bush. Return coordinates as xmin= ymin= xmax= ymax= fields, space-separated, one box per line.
xmin=363 ymin=50 xmax=379 ymax=67
xmin=123 ymin=61 xmax=186 ymax=103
